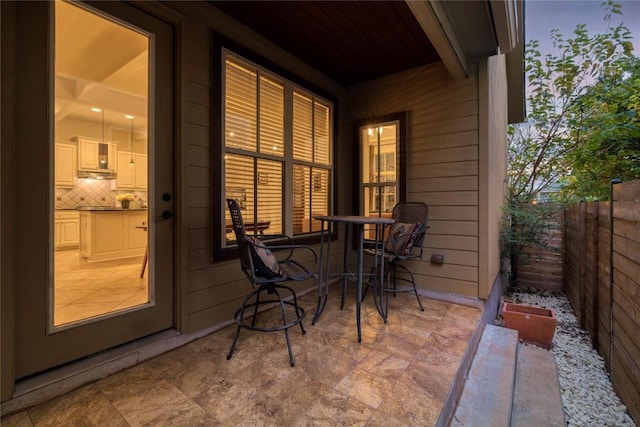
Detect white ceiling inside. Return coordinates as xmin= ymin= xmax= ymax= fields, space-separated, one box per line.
xmin=55 ymin=1 xmax=149 ymax=133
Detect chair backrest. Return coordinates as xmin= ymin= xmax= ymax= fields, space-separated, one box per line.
xmin=227 ymin=198 xmax=254 ymax=275
xmin=391 ymin=201 xmax=429 ymax=253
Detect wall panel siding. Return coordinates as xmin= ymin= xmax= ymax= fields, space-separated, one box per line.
xmin=478 ymin=55 xmax=508 ymax=299
xmin=421 ymin=276 xmax=478 ymax=296
xmin=418 ymin=116 xmax=478 ymax=136
xmin=187 ymin=103 xmax=209 ymax=127
xmin=187 ymin=262 xmax=243 ymax=292
xmin=413 ymin=191 xmax=478 ymax=206
xmin=188 ymin=59 xmax=210 ymax=86
xmin=187 ymin=207 xmax=209 ymax=229
xmin=187 ymin=228 xmax=211 ymax=250
xmin=412 ymin=146 xmax=478 ymax=165
xmin=186 ymin=165 xmax=210 ymax=187
xmin=188 ymin=81 xmax=210 ymax=107
xmin=415 ymin=130 xmax=478 ymax=148
xmin=412 ymin=263 xmax=479 ymax=282
xmin=161 ymin=1 xmax=497 ymax=332
xmin=412 ymin=161 xmax=478 ymax=179
xmin=187 ymin=187 xmax=210 ymax=208
xmin=181 ymin=10 xmax=219 ymax=331
xmin=187 ymin=146 xmax=209 ymax=167
xmin=429 ymin=220 xmax=478 ymax=236
xmin=349 ymin=62 xmax=481 ymax=297
xmin=427 ymin=235 xmax=478 ymax=252
xmin=165 ymin=1 xmax=351 ymax=333
xmin=429 ymin=206 xmax=478 ymax=221
xmin=188 ymin=248 xmax=213 ymax=271
xmin=410 ymin=176 xmax=478 ymax=192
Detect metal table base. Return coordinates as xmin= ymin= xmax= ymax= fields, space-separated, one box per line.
xmin=311 ymin=215 xmax=394 ymax=342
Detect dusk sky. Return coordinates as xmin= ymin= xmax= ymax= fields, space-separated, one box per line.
xmin=525 ymin=0 xmax=640 ymax=56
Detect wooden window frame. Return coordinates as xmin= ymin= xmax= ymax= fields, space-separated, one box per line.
xmin=212 ymin=34 xmax=337 ymax=261
xmin=354 ymin=112 xmax=408 ymax=243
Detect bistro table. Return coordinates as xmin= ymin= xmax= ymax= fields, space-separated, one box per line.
xmin=312 ymin=215 xmax=395 ymax=342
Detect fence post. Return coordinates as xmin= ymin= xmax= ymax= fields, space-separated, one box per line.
xmin=591 ymin=202 xmax=599 ymax=350
xmin=579 ymin=200 xmax=586 ymax=328
xmin=609 ymin=179 xmax=621 ymax=370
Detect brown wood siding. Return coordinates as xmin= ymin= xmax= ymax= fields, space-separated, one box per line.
xmin=348 ymin=62 xmax=481 ymax=297
xmin=479 ymin=55 xmax=508 ymax=299
xmin=88 ymin=1 xmax=499 ymax=334
xmin=168 ymin=2 xmax=351 ymax=333
xmin=151 ymin=2 xmax=350 ymax=332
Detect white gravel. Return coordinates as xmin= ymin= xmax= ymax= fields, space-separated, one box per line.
xmin=502 ymin=288 xmax=636 ymax=427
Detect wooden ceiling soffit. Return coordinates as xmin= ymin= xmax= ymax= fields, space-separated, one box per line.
xmin=405 ymin=0 xmax=469 ymax=79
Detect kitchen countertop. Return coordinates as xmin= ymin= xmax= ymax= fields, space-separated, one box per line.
xmin=71 ymin=206 xmax=148 ymax=211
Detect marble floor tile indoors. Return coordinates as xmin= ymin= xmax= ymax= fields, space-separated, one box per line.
xmin=2 ymin=285 xmax=481 ymax=426
xmin=54 ymin=249 xmax=148 ymax=326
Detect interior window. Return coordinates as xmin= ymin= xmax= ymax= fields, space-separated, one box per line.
xmin=223 ymin=53 xmax=332 ymax=246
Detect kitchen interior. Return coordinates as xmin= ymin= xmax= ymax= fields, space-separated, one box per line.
xmin=53 ymin=1 xmax=150 ymax=327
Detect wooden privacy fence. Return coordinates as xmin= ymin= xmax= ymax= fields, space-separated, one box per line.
xmin=564 ymin=179 xmax=640 ymax=424
xmin=516 ymin=209 xmax=564 ymax=291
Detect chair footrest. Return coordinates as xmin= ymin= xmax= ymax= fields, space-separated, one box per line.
xmin=233 ymin=300 xmax=305 ymax=333
xmin=369 ymin=284 xmax=418 ymax=293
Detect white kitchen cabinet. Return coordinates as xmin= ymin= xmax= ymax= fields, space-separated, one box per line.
xmin=79 ymin=210 xmax=147 ymax=262
xmin=55 ymin=211 xmax=80 ymax=249
xmin=55 ymin=142 xmax=77 ymax=187
xmin=78 ymin=139 xmax=117 ymax=171
xmin=116 ymin=152 xmax=147 ymax=189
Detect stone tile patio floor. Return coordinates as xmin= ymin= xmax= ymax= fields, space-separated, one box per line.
xmin=1 ymin=286 xmax=481 ymax=426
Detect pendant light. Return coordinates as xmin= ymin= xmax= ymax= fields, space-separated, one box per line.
xmin=125 ymin=115 xmax=135 ymax=166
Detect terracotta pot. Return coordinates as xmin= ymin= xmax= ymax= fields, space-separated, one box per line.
xmin=502 ymin=302 xmax=557 ymax=349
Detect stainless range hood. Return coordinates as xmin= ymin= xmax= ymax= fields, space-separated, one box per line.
xmin=77 ymin=170 xmax=117 ymax=180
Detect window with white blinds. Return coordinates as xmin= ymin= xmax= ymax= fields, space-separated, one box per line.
xmin=223 ymin=53 xmax=332 ymax=245
xmin=358 ymin=117 xmax=406 ymax=241
xmin=361 ymin=123 xmax=398 ymax=217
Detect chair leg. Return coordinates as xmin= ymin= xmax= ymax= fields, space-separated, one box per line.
xmin=386 ymin=266 xmax=394 ymax=314
xmin=273 ymin=286 xmax=296 ymax=367
xmin=226 ymin=323 xmax=242 ymax=360
xmin=409 ymin=272 xmax=425 ymax=311
xmin=289 ymin=287 xmax=306 ymax=336
xmin=227 ymin=284 xmax=305 ymax=366
xmin=227 ymin=288 xmax=258 ymax=360
xmin=404 ymin=265 xmax=424 ymax=311
xmin=251 ymin=288 xmax=262 ymax=327
xmin=394 ymin=263 xmax=424 ymax=311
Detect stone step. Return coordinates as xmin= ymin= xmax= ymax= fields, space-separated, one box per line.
xmin=511 ymin=344 xmax=566 ymax=426
xmin=451 ymin=325 xmax=519 ymax=427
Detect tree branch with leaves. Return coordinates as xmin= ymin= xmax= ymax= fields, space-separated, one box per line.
xmin=502 ymin=0 xmax=636 ymax=284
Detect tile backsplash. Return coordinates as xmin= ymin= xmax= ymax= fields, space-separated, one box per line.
xmin=55 ymin=179 xmax=147 ymax=209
